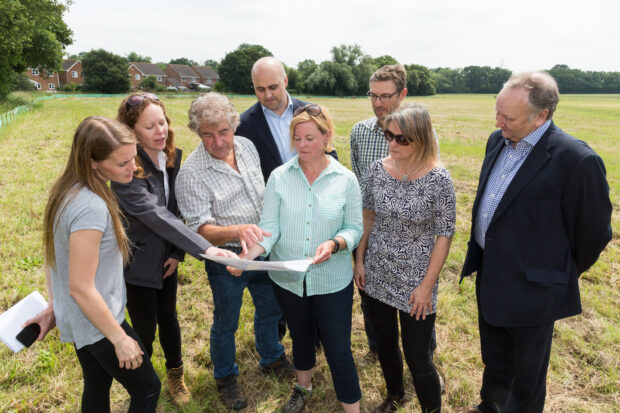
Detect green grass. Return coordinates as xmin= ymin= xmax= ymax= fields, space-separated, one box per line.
xmin=0 ymin=94 xmax=617 ymax=412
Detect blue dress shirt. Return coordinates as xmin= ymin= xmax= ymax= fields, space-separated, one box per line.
xmin=262 ymin=93 xmax=295 ymax=163
xmin=474 ymin=120 xmax=551 ymax=248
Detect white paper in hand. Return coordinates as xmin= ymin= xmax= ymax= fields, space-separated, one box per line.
xmin=0 ymin=291 xmax=48 ymax=353
xmin=201 ymin=254 xmax=312 ymax=272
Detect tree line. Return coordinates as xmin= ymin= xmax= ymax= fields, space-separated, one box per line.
xmin=2 ymin=0 xmax=620 ymax=99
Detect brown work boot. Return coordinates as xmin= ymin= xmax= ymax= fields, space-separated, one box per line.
xmin=260 ymin=353 xmax=295 ymax=379
xmin=216 ymin=374 xmax=247 ymax=410
xmin=167 ymin=365 xmax=191 ymax=407
xmin=372 ymin=394 xmax=408 ymax=413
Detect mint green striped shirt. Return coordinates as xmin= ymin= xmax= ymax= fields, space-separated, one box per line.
xmin=259 ymin=156 xmax=363 ymax=297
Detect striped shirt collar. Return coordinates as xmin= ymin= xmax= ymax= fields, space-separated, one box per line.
xmin=287 ymin=155 xmax=344 ymax=176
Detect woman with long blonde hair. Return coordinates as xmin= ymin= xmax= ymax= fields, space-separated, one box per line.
xmin=26 ymin=116 xmax=161 ymax=412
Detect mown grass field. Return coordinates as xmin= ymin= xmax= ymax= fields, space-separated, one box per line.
xmin=0 ymin=94 xmax=617 ymax=412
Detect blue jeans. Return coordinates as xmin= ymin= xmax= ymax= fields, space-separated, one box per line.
xmin=205 ymin=257 xmax=284 ymax=379
xmin=272 ymin=280 xmax=361 ymax=404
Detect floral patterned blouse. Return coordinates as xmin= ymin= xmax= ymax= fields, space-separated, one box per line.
xmin=361 ymin=160 xmax=456 ymax=314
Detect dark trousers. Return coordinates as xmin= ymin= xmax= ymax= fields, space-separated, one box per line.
xmin=75 ymin=321 xmax=161 ymax=413
xmin=272 ymin=280 xmax=362 ymax=404
xmin=476 ymin=271 xmax=555 ymax=413
xmin=125 ymin=271 xmax=182 ymax=370
xmin=357 ymin=287 xmax=378 ymax=352
xmin=366 ymin=295 xmax=441 ymax=413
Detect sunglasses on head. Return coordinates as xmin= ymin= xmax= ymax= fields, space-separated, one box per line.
xmin=384 ymin=129 xmax=411 ymax=146
xmin=293 ymin=104 xmax=322 ymax=117
xmin=126 ymin=93 xmax=159 ymax=109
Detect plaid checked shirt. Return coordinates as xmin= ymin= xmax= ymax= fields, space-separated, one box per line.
xmin=175 ymin=136 xmax=265 ymax=248
xmin=350 ymin=117 xmax=389 ymax=183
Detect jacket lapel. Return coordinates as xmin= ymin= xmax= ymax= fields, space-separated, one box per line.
xmin=251 ymin=104 xmax=283 ymax=164
xmin=472 ymin=134 xmax=504 ymax=216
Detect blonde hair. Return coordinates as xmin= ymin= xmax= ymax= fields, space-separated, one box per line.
xmin=43 ymin=117 xmax=136 ymax=268
xmin=384 ymin=103 xmax=438 ymax=166
xmin=289 ymin=105 xmax=335 ymax=153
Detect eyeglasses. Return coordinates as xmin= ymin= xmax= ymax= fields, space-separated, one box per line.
xmin=367 ymin=90 xmax=400 ymax=103
xmin=293 ymin=104 xmax=322 ymax=117
xmin=384 ymin=129 xmax=411 ymax=146
xmin=126 ymin=93 xmax=159 ymax=109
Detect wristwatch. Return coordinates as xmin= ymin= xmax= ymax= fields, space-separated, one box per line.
xmin=329 ymin=238 xmax=340 ymax=253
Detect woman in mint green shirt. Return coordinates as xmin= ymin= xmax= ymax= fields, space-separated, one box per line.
xmin=240 ymin=105 xmax=363 ymax=413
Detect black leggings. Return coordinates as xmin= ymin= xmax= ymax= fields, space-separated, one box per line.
xmin=125 ymin=271 xmax=182 ymax=369
xmin=75 ymin=321 xmax=161 ymax=412
xmin=366 ymin=295 xmax=441 ymax=413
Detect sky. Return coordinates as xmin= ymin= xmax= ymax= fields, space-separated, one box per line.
xmin=63 ymin=0 xmax=620 ymax=73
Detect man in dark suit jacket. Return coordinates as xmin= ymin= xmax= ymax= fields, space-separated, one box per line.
xmin=459 ymin=72 xmax=612 ymax=413
xmin=236 ymin=56 xmax=336 ymax=182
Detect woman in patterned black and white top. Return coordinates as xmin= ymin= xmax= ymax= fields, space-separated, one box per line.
xmin=354 ymin=103 xmax=456 ymax=413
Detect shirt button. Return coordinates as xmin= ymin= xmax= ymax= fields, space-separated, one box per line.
xmin=501 ymin=174 xmax=506 ymax=179
xmin=490 ymin=194 xmax=495 ymax=198
xmin=306 ymin=221 xmax=309 ymax=224
xmin=308 ymin=204 xmax=312 ymax=207
xmin=306 ymin=238 xmax=309 ymax=241
xmin=483 ymin=213 xmax=488 ymax=218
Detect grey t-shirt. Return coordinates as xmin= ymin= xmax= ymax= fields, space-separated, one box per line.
xmin=50 ymin=186 xmax=126 ymax=349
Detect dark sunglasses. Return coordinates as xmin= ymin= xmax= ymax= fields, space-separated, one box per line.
xmin=293 ymin=104 xmax=322 ymax=117
xmin=384 ymin=129 xmax=411 ymax=146
xmin=126 ymin=93 xmax=159 ymax=109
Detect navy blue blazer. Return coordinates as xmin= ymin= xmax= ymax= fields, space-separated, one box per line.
xmin=461 ymin=122 xmax=612 ymax=328
xmin=236 ymin=98 xmax=338 ymax=182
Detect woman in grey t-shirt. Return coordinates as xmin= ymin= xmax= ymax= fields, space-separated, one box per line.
xmin=25 ymin=116 xmax=162 ymax=411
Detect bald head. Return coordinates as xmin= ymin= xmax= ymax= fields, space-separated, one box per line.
xmin=251 ymin=56 xmax=286 ymax=80
xmin=251 ymin=56 xmax=289 ymax=115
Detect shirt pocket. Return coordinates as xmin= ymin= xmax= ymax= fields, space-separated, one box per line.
xmin=317 ymin=194 xmax=345 ymax=221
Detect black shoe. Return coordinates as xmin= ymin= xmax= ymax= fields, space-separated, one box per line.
xmin=372 ymin=394 xmax=408 ymax=413
xmin=215 ymin=374 xmax=247 ymax=411
xmin=260 ymin=353 xmax=295 ymax=379
xmin=282 ymin=385 xmax=310 ymax=413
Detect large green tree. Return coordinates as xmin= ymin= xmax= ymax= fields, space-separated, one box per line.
xmin=203 ymin=59 xmax=220 ymax=71
xmin=169 ymin=57 xmax=198 ymax=66
xmin=297 ymin=59 xmax=318 ymax=92
xmin=305 ymin=61 xmax=357 ymax=96
xmin=127 ymin=51 xmax=151 ymax=63
xmin=406 ymin=64 xmax=436 ymax=96
xmin=82 ymin=49 xmax=129 ymax=93
xmin=0 ymin=0 xmax=72 ymax=98
xmin=218 ymin=44 xmax=272 ymax=94
xmin=373 ymin=55 xmax=399 ymax=68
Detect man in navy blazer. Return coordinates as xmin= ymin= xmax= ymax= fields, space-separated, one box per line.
xmin=459 ymin=72 xmax=612 ymax=413
xmin=236 ymin=56 xmax=336 ymax=182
